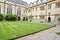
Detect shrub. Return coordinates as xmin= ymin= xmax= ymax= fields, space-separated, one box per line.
xmin=28 ymin=15 xmax=33 ymax=19
xmin=56 ymin=32 xmax=60 ymax=35
xmin=5 ymin=14 xmax=18 ymax=21
xmin=0 ymin=14 xmax=4 ymax=21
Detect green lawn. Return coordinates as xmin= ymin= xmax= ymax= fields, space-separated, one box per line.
xmin=0 ymin=21 xmax=53 ymax=40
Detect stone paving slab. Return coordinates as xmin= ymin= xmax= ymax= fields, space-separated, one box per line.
xmin=15 ymin=25 xmax=60 ymax=40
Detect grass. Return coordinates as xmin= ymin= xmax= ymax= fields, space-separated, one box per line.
xmin=56 ymin=32 xmax=60 ymax=35
xmin=0 ymin=21 xmax=53 ymax=40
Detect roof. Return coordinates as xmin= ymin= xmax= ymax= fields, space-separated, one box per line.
xmin=5 ymin=0 xmax=55 ymax=8
xmin=5 ymin=0 xmax=28 ymax=6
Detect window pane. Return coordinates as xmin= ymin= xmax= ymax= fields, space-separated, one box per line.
xmin=7 ymin=7 xmax=12 ymax=14
xmin=17 ymin=8 xmax=21 ymax=16
xmin=48 ymin=5 xmax=51 ymax=9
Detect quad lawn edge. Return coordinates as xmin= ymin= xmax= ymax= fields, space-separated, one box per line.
xmin=11 ymin=23 xmax=56 ymax=40
xmin=0 ymin=21 xmax=56 ymax=40
xmin=56 ymin=32 xmax=60 ymax=35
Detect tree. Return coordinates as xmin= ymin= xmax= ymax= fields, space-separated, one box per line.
xmin=28 ymin=15 xmax=33 ymax=19
xmin=28 ymin=15 xmax=33 ymax=22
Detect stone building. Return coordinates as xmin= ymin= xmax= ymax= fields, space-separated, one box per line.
xmin=25 ymin=0 xmax=60 ymax=23
xmin=0 ymin=0 xmax=60 ymax=23
xmin=0 ymin=0 xmax=28 ymax=21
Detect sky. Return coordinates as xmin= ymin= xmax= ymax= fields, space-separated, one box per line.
xmin=22 ymin=0 xmax=37 ymax=4
xmin=22 ymin=0 xmax=47 ymax=4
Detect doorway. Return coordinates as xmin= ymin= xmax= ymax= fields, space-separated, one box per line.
xmin=23 ymin=17 xmax=25 ymax=21
xmin=48 ymin=17 xmax=51 ymax=23
xmin=18 ymin=16 xmax=20 ymax=21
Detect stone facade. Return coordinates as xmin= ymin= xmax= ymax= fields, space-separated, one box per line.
xmin=0 ymin=0 xmax=60 ymax=23
xmin=0 ymin=0 xmax=28 ymax=21
xmin=25 ymin=0 xmax=60 ymax=23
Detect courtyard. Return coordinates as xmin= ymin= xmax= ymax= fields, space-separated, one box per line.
xmin=16 ymin=25 xmax=60 ymax=40
xmin=0 ymin=0 xmax=60 ymax=40
xmin=0 ymin=21 xmax=53 ymax=40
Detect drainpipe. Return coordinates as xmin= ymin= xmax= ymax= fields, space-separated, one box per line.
xmin=45 ymin=3 xmax=47 ymax=23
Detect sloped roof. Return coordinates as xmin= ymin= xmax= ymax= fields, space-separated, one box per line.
xmin=5 ymin=0 xmax=28 ymax=6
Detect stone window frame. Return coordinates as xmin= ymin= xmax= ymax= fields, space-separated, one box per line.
xmin=40 ymin=6 xmax=45 ymax=11
xmin=48 ymin=4 xmax=51 ymax=9
xmin=40 ymin=15 xmax=44 ymax=19
xmin=17 ymin=8 xmax=21 ymax=16
xmin=7 ymin=6 xmax=12 ymax=14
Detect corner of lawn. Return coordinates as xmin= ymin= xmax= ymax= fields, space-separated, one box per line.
xmin=56 ymin=32 xmax=60 ymax=35
xmin=0 ymin=21 xmax=55 ymax=40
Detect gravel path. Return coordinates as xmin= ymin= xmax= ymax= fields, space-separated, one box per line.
xmin=15 ymin=25 xmax=60 ymax=40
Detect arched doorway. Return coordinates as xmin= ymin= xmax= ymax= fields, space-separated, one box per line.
xmin=18 ymin=16 xmax=20 ymax=21
xmin=48 ymin=17 xmax=51 ymax=23
xmin=23 ymin=17 xmax=25 ymax=21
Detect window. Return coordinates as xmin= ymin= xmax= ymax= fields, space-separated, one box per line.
xmin=33 ymin=8 xmax=34 ymax=12
xmin=7 ymin=7 xmax=12 ymax=14
xmin=48 ymin=4 xmax=51 ymax=9
xmin=56 ymin=3 xmax=60 ymax=8
xmin=53 ymin=0 xmax=56 ymax=1
xmin=26 ymin=10 xmax=27 ymax=13
xmin=0 ymin=6 xmax=1 ymax=13
xmin=24 ymin=11 xmax=25 ymax=13
xmin=40 ymin=6 xmax=44 ymax=11
xmin=28 ymin=9 xmax=31 ymax=12
xmin=17 ymin=8 xmax=21 ymax=16
xmin=40 ymin=16 xmax=44 ymax=19
xmin=36 ymin=8 xmax=37 ymax=11
xmin=35 ymin=15 xmax=37 ymax=19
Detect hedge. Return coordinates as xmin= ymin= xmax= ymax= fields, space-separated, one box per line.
xmin=5 ymin=14 xmax=18 ymax=21
xmin=0 ymin=14 xmax=4 ymax=21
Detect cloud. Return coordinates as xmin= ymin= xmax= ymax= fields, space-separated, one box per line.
xmin=22 ymin=0 xmax=37 ymax=4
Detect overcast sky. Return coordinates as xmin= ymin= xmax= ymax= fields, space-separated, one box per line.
xmin=22 ymin=0 xmax=47 ymax=4
xmin=22 ymin=0 xmax=37 ymax=4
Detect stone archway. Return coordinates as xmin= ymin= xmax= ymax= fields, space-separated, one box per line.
xmin=48 ymin=17 xmax=51 ymax=23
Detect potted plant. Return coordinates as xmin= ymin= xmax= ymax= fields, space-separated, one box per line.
xmin=57 ymin=16 xmax=60 ymax=25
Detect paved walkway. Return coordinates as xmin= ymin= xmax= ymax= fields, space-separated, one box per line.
xmin=15 ymin=25 xmax=60 ymax=40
